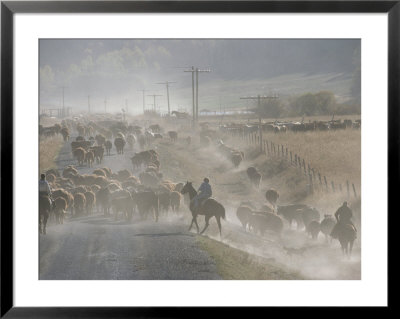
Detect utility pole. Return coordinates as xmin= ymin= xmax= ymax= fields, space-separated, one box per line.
xmin=147 ymin=94 xmax=162 ymax=113
xmin=138 ymin=89 xmax=148 ymax=114
xmin=60 ymin=86 xmax=67 ymax=117
xmin=88 ymin=95 xmax=90 ymax=114
xmin=184 ymin=66 xmax=195 ymax=127
xmin=240 ymin=94 xmax=279 ymax=152
xmin=195 ymin=68 xmax=211 ymax=123
xmin=156 ymin=81 xmax=176 ymax=116
xmin=184 ymin=66 xmax=211 ymax=126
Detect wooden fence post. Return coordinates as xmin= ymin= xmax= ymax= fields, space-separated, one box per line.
xmin=324 ymin=176 xmax=328 ymax=191
xmin=346 ymin=180 xmax=350 ymax=198
xmin=294 ymin=154 xmax=297 ymax=166
xmin=352 ymin=183 xmax=358 ymax=199
xmin=331 ymin=181 xmax=335 ymax=193
xmin=286 ymin=148 xmax=288 ymax=159
xmin=318 ymin=173 xmax=322 ymax=186
xmin=290 ymin=151 xmax=292 ymax=164
xmin=266 ymin=141 xmax=270 ymax=155
xmin=303 ymin=159 xmax=306 ymax=175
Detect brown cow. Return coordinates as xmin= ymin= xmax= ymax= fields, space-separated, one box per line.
xmin=168 ymin=131 xmax=178 ymax=142
xmin=114 ymin=137 xmax=126 ymax=154
xmin=170 ymin=191 xmax=182 ymax=213
xmin=73 ymin=193 xmax=86 ymax=216
xmin=54 ymin=197 xmax=67 ymax=224
xmin=73 ymin=147 xmax=86 ymax=166
xmin=84 ymin=191 xmax=96 ymax=215
xmin=105 ymin=140 xmax=112 ymax=155
xmin=85 ymin=150 xmax=95 ymax=167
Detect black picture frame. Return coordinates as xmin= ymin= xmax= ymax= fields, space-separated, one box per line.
xmin=1 ymin=1 xmax=396 ymax=317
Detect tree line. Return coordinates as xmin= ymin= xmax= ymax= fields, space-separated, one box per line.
xmin=253 ymin=91 xmax=361 ymax=119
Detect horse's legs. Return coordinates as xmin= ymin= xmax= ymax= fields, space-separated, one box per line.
xmin=43 ymin=212 xmax=49 ymax=235
xmin=188 ymin=217 xmax=194 ymax=231
xmin=349 ymin=240 xmax=354 ymax=258
xmin=193 ymin=216 xmax=200 ymax=234
xmin=200 ymin=216 xmax=211 ymax=235
xmin=216 ymin=216 xmax=222 ymax=238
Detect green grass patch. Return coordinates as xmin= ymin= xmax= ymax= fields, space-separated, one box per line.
xmin=197 ymin=235 xmax=303 ymax=280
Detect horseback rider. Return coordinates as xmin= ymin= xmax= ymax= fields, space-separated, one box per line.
xmin=39 ymin=174 xmax=54 ymax=207
xmin=331 ymin=201 xmax=357 ymax=238
xmin=193 ymin=178 xmax=212 ymax=210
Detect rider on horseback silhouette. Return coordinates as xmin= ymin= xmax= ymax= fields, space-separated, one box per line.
xmin=39 ymin=174 xmax=54 ymax=207
xmin=331 ymin=201 xmax=357 ymax=238
xmin=193 ymin=178 xmax=212 ymax=211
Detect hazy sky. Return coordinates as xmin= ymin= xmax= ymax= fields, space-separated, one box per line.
xmin=39 ymin=39 xmax=360 ymax=114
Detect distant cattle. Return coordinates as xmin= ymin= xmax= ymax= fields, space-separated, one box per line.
xmin=114 ymin=137 xmax=126 ymax=154
xmin=248 ymin=211 xmax=284 ymax=235
xmin=132 ymin=191 xmax=159 ymax=222
xmin=246 ymin=167 xmax=261 ymax=188
xmin=320 ymin=214 xmax=336 ymax=242
xmin=236 ymin=206 xmax=253 ymax=229
xmin=168 ymin=131 xmax=178 ymax=142
xmin=73 ymin=147 xmax=86 ymax=166
xmin=277 ymin=204 xmax=308 ymax=229
xmin=89 ymin=146 xmax=104 ymax=164
xmin=105 ymin=140 xmax=112 ymax=155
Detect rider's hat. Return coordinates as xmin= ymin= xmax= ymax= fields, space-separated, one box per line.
xmin=40 ymin=174 xmax=46 ymax=179
xmin=204 ymin=177 xmax=209 ymax=183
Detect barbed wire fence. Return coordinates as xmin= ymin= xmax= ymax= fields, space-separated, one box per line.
xmin=226 ymin=128 xmax=359 ymax=199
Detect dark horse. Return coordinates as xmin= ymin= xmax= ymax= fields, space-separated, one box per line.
xmin=181 ymin=182 xmax=225 ymax=237
xmin=39 ymin=194 xmax=52 ymax=235
xmin=332 ymin=222 xmax=357 ymax=258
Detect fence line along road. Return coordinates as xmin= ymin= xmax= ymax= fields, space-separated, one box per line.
xmin=228 ymin=129 xmax=359 ymax=199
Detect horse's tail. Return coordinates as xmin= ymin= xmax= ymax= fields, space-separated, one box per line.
xmin=221 ymin=205 xmax=226 ymax=220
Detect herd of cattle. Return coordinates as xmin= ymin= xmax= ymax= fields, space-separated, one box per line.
xmin=40 ymin=115 xmax=351 ymax=251
xmin=219 ymin=118 xmax=361 ymax=135
xmin=44 ymin=154 xmax=185 ymax=226
xmin=236 ymin=191 xmax=337 ymax=242
xmin=39 ymin=116 xmax=189 ymax=230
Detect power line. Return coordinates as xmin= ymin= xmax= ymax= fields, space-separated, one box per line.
xmin=155 ymin=81 xmax=176 ymax=116
xmin=138 ymin=89 xmax=149 ymax=114
xmin=240 ymin=94 xmax=279 ymax=152
xmin=183 ymin=67 xmax=211 ymax=126
xmin=60 ymin=86 xmax=68 ymax=118
xmin=147 ymin=94 xmax=163 ymax=112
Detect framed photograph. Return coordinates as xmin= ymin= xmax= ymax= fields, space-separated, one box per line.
xmin=1 ymin=0 xmax=395 ymax=316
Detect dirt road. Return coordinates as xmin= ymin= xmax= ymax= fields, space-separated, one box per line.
xmin=40 ymin=136 xmax=221 ymax=280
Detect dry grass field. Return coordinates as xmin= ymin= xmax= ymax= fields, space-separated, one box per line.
xmin=39 ymin=135 xmax=64 ymax=174
xmin=258 ymin=129 xmax=361 ymax=190
xmin=210 ymin=114 xmax=361 ymax=192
